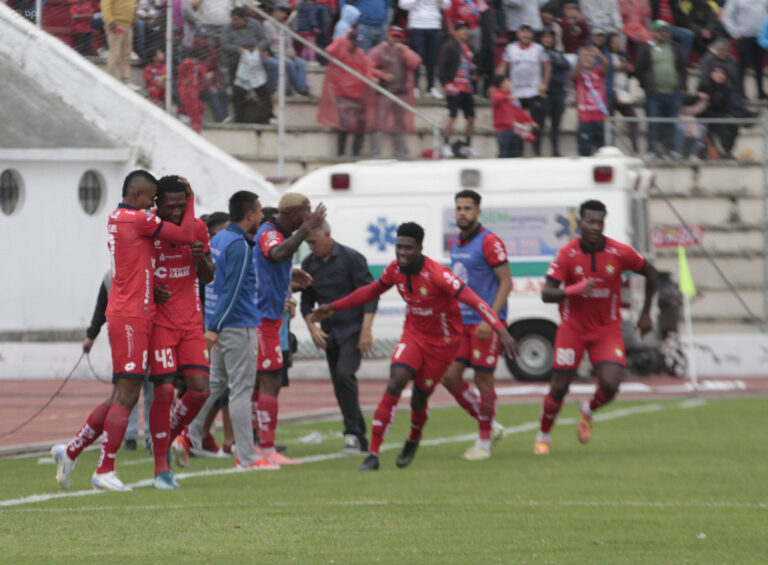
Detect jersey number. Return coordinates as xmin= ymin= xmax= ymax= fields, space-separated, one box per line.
xmin=394 ymin=343 xmax=407 ymax=359
xmin=555 ymin=348 xmax=575 ymax=367
xmin=154 ymin=348 xmax=175 ymax=369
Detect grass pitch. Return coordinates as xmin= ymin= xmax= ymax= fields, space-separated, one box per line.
xmin=0 ymin=397 xmax=766 ymax=564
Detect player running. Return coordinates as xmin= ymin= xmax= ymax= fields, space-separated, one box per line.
xmin=311 ymin=222 xmax=519 ymax=471
xmin=147 ymin=176 xmax=214 ymax=489
xmin=533 ymin=199 xmax=657 ymax=455
xmin=251 ymin=193 xmax=326 ymax=467
xmin=442 ymin=190 xmax=512 ymax=461
xmin=51 ymin=170 xmax=197 ymax=492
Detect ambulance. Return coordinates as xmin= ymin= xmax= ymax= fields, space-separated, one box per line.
xmin=289 ymin=147 xmax=655 ymax=381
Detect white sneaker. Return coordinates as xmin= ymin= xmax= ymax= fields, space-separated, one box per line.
xmin=126 ymin=83 xmax=142 ymax=92
xmin=442 ymin=143 xmax=454 ymax=158
xmin=461 ymin=443 xmax=491 ymax=461
xmin=91 ymin=471 xmax=132 ymax=491
xmin=460 ymin=145 xmax=479 ymax=158
xmin=51 ymin=444 xmax=75 ymax=490
xmin=130 ymin=51 xmax=140 ymax=62
xmin=428 ymin=87 xmax=444 ymax=100
xmin=491 ymin=421 xmax=506 ymax=446
xmin=341 ymin=434 xmax=363 ymax=455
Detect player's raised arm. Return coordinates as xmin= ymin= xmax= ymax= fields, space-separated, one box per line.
xmin=457 ymin=286 xmax=519 ymax=359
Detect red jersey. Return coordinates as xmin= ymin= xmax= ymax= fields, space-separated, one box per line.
xmin=546 ymin=236 xmax=646 ymax=331
xmin=153 ymin=218 xmax=210 ymax=330
xmin=70 ymin=0 xmax=93 ymax=34
xmin=573 ymin=67 xmax=608 ymax=123
xmin=379 ymin=256 xmax=467 ymax=346
xmin=106 ymin=198 xmax=196 ymax=319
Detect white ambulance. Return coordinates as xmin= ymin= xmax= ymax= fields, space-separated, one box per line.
xmin=290 ymin=147 xmax=655 ymax=381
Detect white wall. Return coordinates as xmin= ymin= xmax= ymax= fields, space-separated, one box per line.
xmin=0 ymin=5 xmax=278 ymax=214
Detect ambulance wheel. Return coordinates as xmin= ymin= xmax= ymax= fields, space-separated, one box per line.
xmin=505 ymin=321 xmax=556 ymax=382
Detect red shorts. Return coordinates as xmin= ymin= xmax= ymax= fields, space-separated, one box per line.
xmin=391 ymin=334 xmax=455 ymax=393
xmin=107 ymin=315 xmax=153 ymax=382
xmin=257 ymin=318 xmax=284 ymax=373
xmin=553 ymin=324 xmax=626 ymax=371
xmin=455 ymin=323 xmax=501 ymax=371
xmin=149 ymin=324 xmax=210 ymax=380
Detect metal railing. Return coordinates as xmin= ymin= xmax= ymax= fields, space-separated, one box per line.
xmin=244 ymin=1 xmax=443 ymax=175
xmin=607 ymin=114 xmax=768 ymax=332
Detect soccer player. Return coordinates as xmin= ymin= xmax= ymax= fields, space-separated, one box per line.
xmin=311 ymin=222 xmax=519 ymax=471
xmin=442 ymin=190 xmax=512 ymax=461
xmin=252 ymin=193 xmax=326 ymax=467
xmin=51 ymin=170 xmax=197 ymax=492
xmin=533 ymin=199 xmax=657 ymax=455
xmin=147 ymin=176 xmax=214 ymax=489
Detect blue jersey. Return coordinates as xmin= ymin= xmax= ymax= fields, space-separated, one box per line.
xmin=255 ymin=219 xmax=293 ymax=320
xmin=205 ymin=223 xmax=260 ymax=331
xmin=449 ymin=225 xmax=509 ymax=325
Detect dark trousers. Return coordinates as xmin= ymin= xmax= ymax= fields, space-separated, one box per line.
xmin=646 ymin=93 xmax=682 ymax=154
xmin=496 ymin=130 xmax=523 ymax=157
xmin=519 ymin=96 xmax=545 ymax=156
xmin=410 ymin=28 xmax=442 ymax=91
xmin=577 ymin=120 xmax=605 ymax=156
xmin=326 ymin=333 xmax=367 ymax=449
xmin=544 ymin=91 xmax=565 ymax=156
xmin=736 ymin=37 xmax=766 ymax=99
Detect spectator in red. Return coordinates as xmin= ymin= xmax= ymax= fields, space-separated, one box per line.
xmin=439 ymin=21 xmax=478 ymax=158
xmin=573 ymin=44 xmax=609 ymax=156
xmin=191 ymin=29 xmax=231 ymax=122
xmin=444 ymin=0 xmax=483 ymax=53
xmin=491 ymin=75 xmax=537 ymax=158
xmin=177 ymin=48 xmax=208 ymax=133
xmin=143 ymin=47 xmax=167 ymax=106
xmin=559 ymin=1 xmax=590 ymax=54
xmin=70 ymin=0 xmax=95 ymax=56
xmin=318 ymin=29 xmax=375 ymax=157
xmin=619 ymin=0 xmax=652 ymax=46
xmin=368 ymin=26 xmax=422 ymax=159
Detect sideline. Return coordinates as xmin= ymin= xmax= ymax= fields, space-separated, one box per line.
xmin=0 ymin=402 xmax=676 ymax=508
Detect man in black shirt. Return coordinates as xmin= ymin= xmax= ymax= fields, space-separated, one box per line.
xmin=300 ymin=221 xmax=377 ymax=453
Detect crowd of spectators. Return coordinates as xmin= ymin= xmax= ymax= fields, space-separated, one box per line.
xmin=9 ymin=0 xmax=768 ymax=159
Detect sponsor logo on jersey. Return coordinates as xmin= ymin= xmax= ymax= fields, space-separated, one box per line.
xmin=410 ymin=306 xmax=434 ymax=316
xmin=575 ymin=265 xmax=584 ymax=275
xmin=124 ymin=362 xmax=136 ymax=371
xmin=266 ymin=231 xmax=277 ymax=239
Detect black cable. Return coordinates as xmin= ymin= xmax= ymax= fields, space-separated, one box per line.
xmin=0 ymin=353 xmax=85 ymax=440
xmin=86 ymin=354 xmax=112 ymax=385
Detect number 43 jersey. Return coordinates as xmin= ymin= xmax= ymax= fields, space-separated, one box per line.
xmin=153 ymin=218 xmax=210 ymax=330
xmin=379 ymin=255 xmax=466 ymax=347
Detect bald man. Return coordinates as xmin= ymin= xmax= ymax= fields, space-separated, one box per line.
xmin=251 ymin=193 xmax=326 ymax=467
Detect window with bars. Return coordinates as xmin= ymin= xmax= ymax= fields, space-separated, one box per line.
xmin=78 ymin=170 xmax=103 ymax=215
xmin=0 ymin=169 xmax=22 ymax=215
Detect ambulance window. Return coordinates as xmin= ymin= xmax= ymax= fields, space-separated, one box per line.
xmin=78 ymin=170 xmax=104 ymax=215
xmin=0 ymin=169 xmax=23 ymax=215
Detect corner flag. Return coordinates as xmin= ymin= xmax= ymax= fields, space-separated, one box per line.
xmin=677 ymin=245 xmax=696 ymax=299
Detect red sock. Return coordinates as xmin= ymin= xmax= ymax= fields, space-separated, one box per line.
xmin=589 ymin=387 xmax=614 ymax=413
xmin=66 ymin=402 xmax=108 ymax=461
xmin=451 ymin=381 xmax=480 ymax=421
xmin=96 ymin=404 xmax=130 ymax=474
xmin=540 ymin=393 xmax=563 ymax=434
xmin=478 ymin=389 xmax=496 ymax=441
xmin=149 ymin=384 xmax=174 ymax=475
xmin=256 ymin=394 xmax=278 ymax=450
xmin=251 ymin=388 xmax=260 ymax=433
xmin=169 ymin=390 xmax=210 ymax=443
xmin=408 ymin=406 xmax=430 ymax=442
xmin=369 ymin=392 xmax=399 ymax=455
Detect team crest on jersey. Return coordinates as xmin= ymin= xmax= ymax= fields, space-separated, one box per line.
xmin=203 ymin=349 xmax=209 ymax=360
xmin=605 ymin=264 xmax=615 ymax=274
xmin=154 ymin=240 xmax=162 ymax=248
xmin=614 ymin=348 xmax=624 ymax=358
xmin=472 ymin=349 xmax=481 ymax=359
xmin=424 ymin=379 xmax=434 ymax=388
xmin=419 ymin=285 xmax=428 ymax=297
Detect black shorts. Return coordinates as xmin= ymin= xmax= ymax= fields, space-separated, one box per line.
xmin=446 ymin=92 xmax=475 ymax=119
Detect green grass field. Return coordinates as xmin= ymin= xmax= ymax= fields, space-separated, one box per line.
xmin=1 ymin=397 xmax=766 ymax=564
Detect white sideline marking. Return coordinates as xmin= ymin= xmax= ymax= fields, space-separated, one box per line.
xmin=0 ymin=403 xmax=678 ymax=508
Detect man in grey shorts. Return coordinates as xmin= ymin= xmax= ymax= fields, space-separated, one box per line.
xmin=189 ymin=190 xmax=272 ymax=470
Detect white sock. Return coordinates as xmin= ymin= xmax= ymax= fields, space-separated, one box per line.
xmin=476 ymin=439 xmax=491 ymax=451
xmin=536 ymin=431 xmax=551 ymax=443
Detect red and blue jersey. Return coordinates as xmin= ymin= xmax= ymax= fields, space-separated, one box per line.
xmin=255 ymin=219 xmax=293 ymax=320
xmin=449 ymin=225 xmax=509 ymax=325
xmin=546 ymin=236 xmax=646 ymax=331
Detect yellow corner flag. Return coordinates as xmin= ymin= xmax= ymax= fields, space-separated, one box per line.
xmin=677 ymin=245 xmax=697 ymax=299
